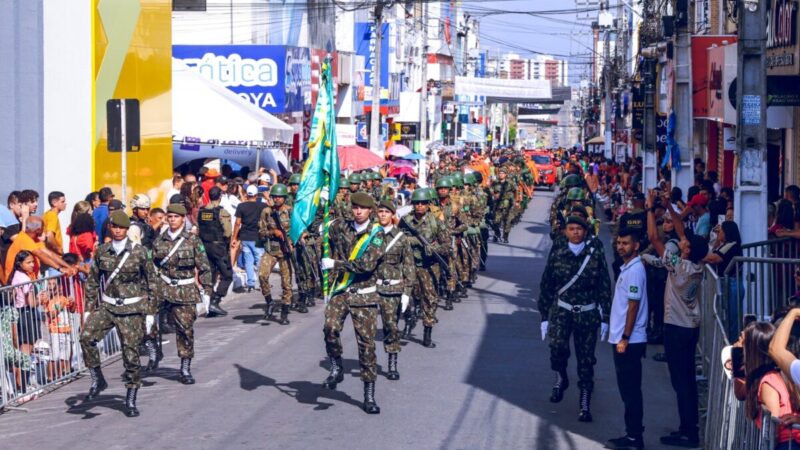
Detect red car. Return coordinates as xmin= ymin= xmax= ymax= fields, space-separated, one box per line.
xmin=528 ymin=151 xmax=557 ymax=190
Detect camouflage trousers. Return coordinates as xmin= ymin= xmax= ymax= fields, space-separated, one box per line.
xmin=80 ymin=308 xmax=144 ymax=388
xmin=414 ymin=266 xmax=438 ymax=328
xmin=294 ymin=240 xmax=320 ymax=296
xmin=163 ymin=301 xmax=197 ymax=359
xmin=468 ymin=234 xmax=481 ymax=272
xmin=259 ymin=251 xmax=293 ymax=305
xmin=492 ymin=208 xmax=513 ymax=236
xmin=548 ymin=305 xmax=601 ymax=391
xmin=446 ymin=252 xmax=458 ymax=292
xmin=323 ymin=294 xmax=378 ymax=382
xmin=378 ymin=294 xmax=401 ymax=354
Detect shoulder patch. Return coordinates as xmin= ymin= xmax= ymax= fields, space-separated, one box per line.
xmin=630 ymin=286 xmax=638 ymax=294
xmin=372 ymin=236 xmax=383 ymax=247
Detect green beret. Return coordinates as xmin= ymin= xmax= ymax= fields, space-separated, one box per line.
xmin=167 ymin=203 xmax=187 ymax=216
xmin=377 ymin=199 xmax=396 ymax=213
xmin=109 ymin=210 xmax=131 ymax=228
xmin=350 ymin=192 xmax=375 ymax=209
xmin=566 ymin=215 xmax=588 ymax=229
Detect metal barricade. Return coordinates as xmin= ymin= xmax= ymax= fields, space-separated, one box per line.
xmin=0 ymin=273 xmax=122 ymax=409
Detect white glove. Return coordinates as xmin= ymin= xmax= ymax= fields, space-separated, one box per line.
xmin=145 ymin=315 xmax=155 ymax=334
xmin=320 ymin=257 xmax=336 ymax=270
xmin=83 ymin=312 xmax=91 ymax=323
xmin=320 ymin=188 xmax=330 ymax=202
xmin=540 ymin=321 xmax=549 ymax=341
xmin=401 ymin=294 xmax=410 ymax=313
xmin=600 ymin=323 xmax=609 ymax=342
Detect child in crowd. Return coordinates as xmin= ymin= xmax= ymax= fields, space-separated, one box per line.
xmin=39 ymin=276 xmax=76 ymax=381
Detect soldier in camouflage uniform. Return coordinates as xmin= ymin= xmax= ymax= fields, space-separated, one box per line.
xmin=539 ymin=215 xmax=611 ymax=423
xmin=374 ymin=200 xmax=416 ymax=380
xmin=462 ymin=173 xmax=483 ymax=283
xmin=348 ymin=173 xmax=363 ymax=194
xmin=151 ymin=203 xmax=213 ymax=385
xmin=286 ymin=173 xmax=301 ymax=208
xmin=295 ymin=206 xmax=323 ymax=307
xmin=490 ymin=166 xmax=517 ymax=243
xmin=549 ymin=174 xmax=583 ymax=239
xmin=320 ymin=192 xmax=385 ymax=414
xmin=258 ymin=183 xmax=296 ymax=325
xmin=400 ymin=189 xmax=450 ymax=348
xmin=333 ymin=176 xmax=353 ymax=221
xmin=80 ymin=210 xmax=158 ymax=417
xmin=370 ymin=172 xmax=384 ymax=200
xmin=440 ymin=175 xmax=469 ymax=302
xmin=471 ymin=172 xmax=491 ymax=271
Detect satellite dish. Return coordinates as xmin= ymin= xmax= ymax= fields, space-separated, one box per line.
xmin=598 ymin=11 xmax=615 ymax=28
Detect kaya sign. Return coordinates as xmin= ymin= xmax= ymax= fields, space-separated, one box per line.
xmin=767 ymin=0 xmax=800 ymax=75
xmin=174 ymin=45 xmax=303 ymax=114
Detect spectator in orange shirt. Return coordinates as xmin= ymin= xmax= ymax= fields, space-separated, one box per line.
xmin=4 ymin=216 xmax=75 ymax=283
xmin=42 ymin=191 xmax=67 ymax=255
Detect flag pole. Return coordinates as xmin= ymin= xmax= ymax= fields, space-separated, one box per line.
xmin=322 ymin=57 xmax=335 ymax=303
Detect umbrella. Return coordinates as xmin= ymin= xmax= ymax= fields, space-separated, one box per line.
xmin=402 ymin=153 xmax=425 ymax=160
xmin=0 ymin=205 xmax=18 ymax=228
xmin=387 ymin=144 xmax=412 ymax=157
xmin=390 ymin=159 xmax=416 ymax=168
xmin=338 ymin=145 xmax=386 ymax=172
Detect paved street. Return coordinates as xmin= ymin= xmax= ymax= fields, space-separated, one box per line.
xmin=0 ymin=190 xmax=676 ymax=450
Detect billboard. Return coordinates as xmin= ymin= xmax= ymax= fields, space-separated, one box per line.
xmin=354 ymin=22 xmax=389 ymax=92
xmin=173 ymin=45 xmax=307 ymax=115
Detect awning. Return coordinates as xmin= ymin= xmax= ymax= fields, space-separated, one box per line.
xmin=172 ymin=58 xmax=294 ymax=145
xmin=172 ymin=142 xmax=289 ymax=173
xmin=455 ymin=76 xmax=552 ymax=103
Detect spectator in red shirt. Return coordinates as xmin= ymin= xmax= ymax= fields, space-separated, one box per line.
xmin=200 ymin=168 xmax=221 ymax=205
xmin=67 ymin=201 xmax=96 ymax=263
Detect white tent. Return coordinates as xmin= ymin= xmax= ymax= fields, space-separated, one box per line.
xmin=172 ymin=58 xmax=294 ymax=169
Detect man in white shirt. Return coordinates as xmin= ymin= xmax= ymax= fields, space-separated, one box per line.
xmin=606 ymin=229 xmax=648 ymax=450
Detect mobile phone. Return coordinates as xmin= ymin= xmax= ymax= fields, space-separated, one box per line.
xmin=731 ymin=347 xmax=746 ymax=378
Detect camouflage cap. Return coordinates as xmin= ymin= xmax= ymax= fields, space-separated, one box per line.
xmin=166 ymin=203 xmax=188 ymax=216
xmin=109 ymin=210 xmax=131 ymax=228
xmin=350 ymin=192 xmax=375 ymax=208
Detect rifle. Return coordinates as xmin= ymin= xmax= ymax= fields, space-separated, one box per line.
xmin=270 ymin=208 xmax=307 ymax=296
xmin=399 ymin=217 xmax=450 ymax=278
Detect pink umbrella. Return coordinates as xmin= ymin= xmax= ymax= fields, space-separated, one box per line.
xmin=338 ymin=145 xmax=386 ymax=172
xmin=390 ymin=159 xmax=415 ymax=168
xmin=387 ymin=144 xmax=412 ymax=157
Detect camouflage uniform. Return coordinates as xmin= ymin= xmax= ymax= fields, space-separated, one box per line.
xmin=461 ymin=187 xmax=483 ymax=279
xmin=401 ymin=213 xmax=449 ymax=329
xmin=258 ymin=203 xmax=294 ymax=306
xmin=440 ymin=195 xmax=469 ymax=293
xmin=294 ymin=207 xmax=323 ymax=303
xmin=324 ymin=219 xmax=385 ymax=382
xmin=375 ymin=226 xmax=416 ymax=354
xmin=152 ymin=230 xmax=212 ymax=359
xmin=538 ymin=236 xmax=611 ymax=392
xmin=333 ymin=191 xmax=353 ymax=221
xmin=490 ymin=177 xmax=517 ymax=241
xmin=80 ymin=240 xmax=158 ymax=388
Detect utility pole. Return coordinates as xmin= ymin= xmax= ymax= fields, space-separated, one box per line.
xmin=603 ymin=29 xmax=612 ymax=160
xmin=369 ymin=1 xmax=386 ymax=157
xmin=733 ymin=0 xmax=768 ymax=245
xmin=672 ymin=0 xmax=693 ymax=193
xmin=642 ymin=59 xmax=657 ymax=190
xmin=419 ymin=1 xmax=428 ymax=143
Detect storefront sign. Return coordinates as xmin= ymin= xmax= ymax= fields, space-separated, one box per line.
xmin=692 ymin=36 xmax=736 ymax=117
xmin=174 ymin=45 xmax=308 ymax=115
xmin=355 ymin=22 xmax=389 ymax=90
xmin=632 ymin=84 xmax=644 ymax=139
xmin=398 ymin=123 xmax=418 ymax=140
xmin=767 ymin=0 xmax=800 ymax=75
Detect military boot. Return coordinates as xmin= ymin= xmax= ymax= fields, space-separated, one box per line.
xmin=125 ymin=388 xmax=139 ymax=417
xmin=363 ymin=381 xmax=380 ymax=414
xmin=443 ymin=294 xmax=454 ymax=311
xmin=502 ymin=232 xmax=509 ymax=243
xmin=322 ymin=356 xmax=344 ymax=389
xmin=550 ymin=370 xmax=569 ymax=403
xmin=85 ymin=367 xmax=108 ymax=400
xmin=386 ymin=353 xmax=399 ymax=381
xmin=305 ymin=292 xmax=316 ymax=308
xmin=263 ymin=295 xmax=275 ymax=320
xmin=143 ymin=339 xmax=159 ymax=372
xmin=294 ymin=294 xmax=308 ymax=313
xmin=207 ymin=295 xmax=228 ymax=317
xmin=422 ymin=326 xmax=436 ymax=348
xmin=578 ymin=388 xmax=593 ymax=422
xmin=458 ymin=285 xmax=468 ymax=299
xmin=278 ymin=305 xmax=290 ymax=325
xmin=179 ymin=358 xmax=195 ymax=385
xmin=402 ymin=313 xmax=417 ymax=339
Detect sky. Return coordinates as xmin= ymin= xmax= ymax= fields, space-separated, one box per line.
xmin=464 ymin=0 xmax=597 ymax=83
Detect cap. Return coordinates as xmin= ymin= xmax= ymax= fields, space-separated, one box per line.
xmin=246 ymin=185 xmax=258 ymax=196
xmin=109 ymin=210 xmax=131 ymax=228
xmin=216 ymin=176 xmax=230 ymax=185
xmin=377 ymin=199 xmax=396 ymax=213
xmin=205 ymin=168 xmax=221 ymax=179
xmin=108 ymin=199 xmax=124 ymax=210
xmin=259 ymin=173 xmax=270 ymax=183
xmin=130 ymin=193 xmax=151 ymax=209
xmin=565 ymin=215 xmax=588 ymax=229
xmin=166 ymin=203 xmax=187 ymax=216
xmin=688 ymin=193 xmax=709 ymax=208
xmin=350 ymin=192 xmax=375 ymax=209
xmin=169 ymin=194 xmax=185 ymax=205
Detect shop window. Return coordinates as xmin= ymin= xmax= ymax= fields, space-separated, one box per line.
xmin=173 ymin=0 xmax=206 ymax=12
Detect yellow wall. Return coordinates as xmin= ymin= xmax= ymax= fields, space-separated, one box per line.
xmin=93 ymin=0 xmax=172 ymax=207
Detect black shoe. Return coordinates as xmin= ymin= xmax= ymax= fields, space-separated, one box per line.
xmin=207 ymin=297 xmax=228 ymax=317
xmin=605 ymin=435 xmax=644 ymax=449
xmin=422 ymin=327 xmax=436 ymax=348
xmin=502 ymin=237 xmax=509 ymax=244
xmin=362 ymin=381 xmax=380 ymax=414
xmin=659 ymin=432 xmax=699 ymax=448
xmin=85 ymin=367 xmax=108 ymax=400
xmin=653 ymin=352 xmax=667 ymax=362
xmin=492 ymin=235 xmax=499 ymax=243
xmin=458 ymin=286 xmax=468 ymax=299
xmin=578 ymin=388 xmax=593 ymax=422
xmin=549 ymin=371 xmax=569 ymax=403
xmin=386 ymin=354 xmax=399 ymax=381
xmin=305 ymin=295 xmax=316 ymax=308
xmin=278 ymin=305 xmax=290 ymax=325
xmin=322 ymin=356 xmax=344 ymax=389
xmin=143 ymin=339 xmax=159 ymax=372
xmin=246 ymin=286 xmax=254 ymax=293
xmin=179 ymin=358 xmax=195 ymax=385
xmin=262 ymin=296 xmax=274 ymax=320
xmin=294 ymin=297 xmax=308 ymax=314
xmin=443 ymin=297 xmax=453 ymax=311
xmin=125 ymin=388 xmax=140 ymax=417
